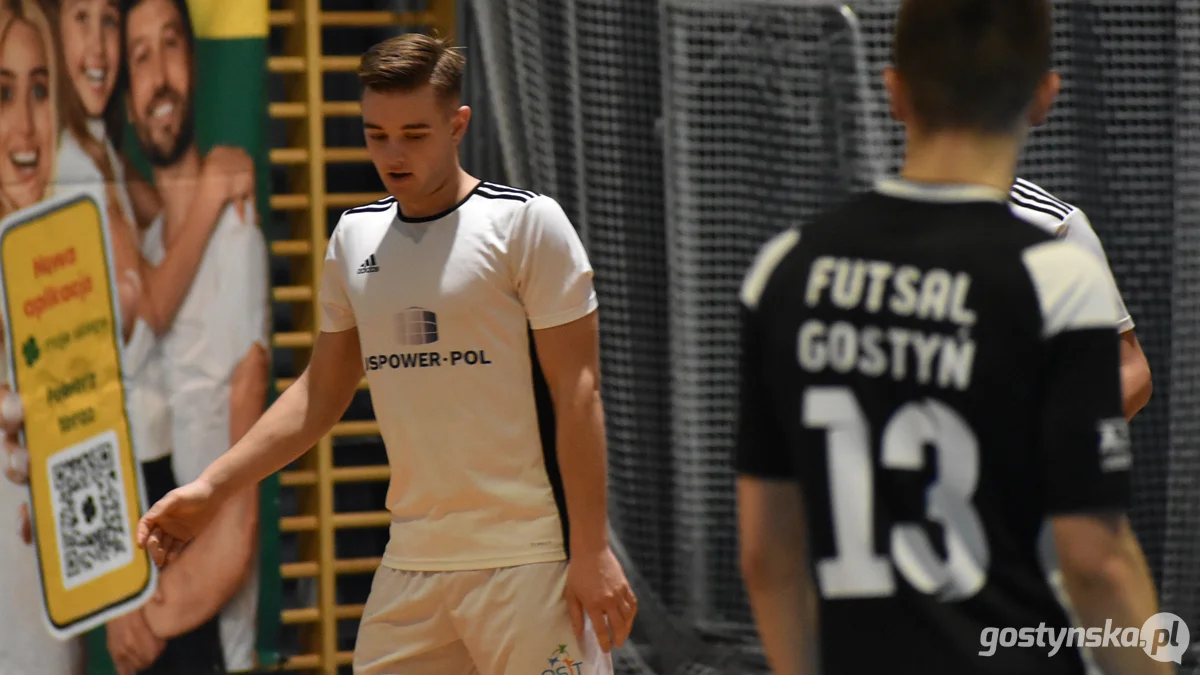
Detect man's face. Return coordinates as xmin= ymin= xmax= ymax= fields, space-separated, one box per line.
xmin=361 ymin=84 xmax=468 ymax=201
xmin=125 ymin=0 xmax=193 ymax=167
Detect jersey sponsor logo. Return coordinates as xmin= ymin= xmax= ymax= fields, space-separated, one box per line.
xmin=366 ymin=307 xmax=495 ymax=371
xmin=798 ymin=257 xmax=978 ymax=391
xmin=357 ymin=254 xmax=379 ymax=275
xmin=542 ymin=643 xmax=584 ymax=675
xmin=1097 ymin=417 xmax=1132 ymax=472
xmin=364 ymin=350 xmax=493 ymax=371
xmin=397 ymin=307 xmax=438 ymax=345
xmin=978 ymin=613 xmax=1189 ymax=664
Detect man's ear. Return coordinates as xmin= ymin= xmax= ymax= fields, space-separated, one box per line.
xmin=883 ymin=66 xmax=910 ymax=125
xmin=1028 ymin=71 xmax=1061 ymax=128
xmin=452 ymin=105 xmax=472 ymax=144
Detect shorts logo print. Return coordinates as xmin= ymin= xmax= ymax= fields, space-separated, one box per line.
xmin=543 ymin=643 xmax=584 ymax=675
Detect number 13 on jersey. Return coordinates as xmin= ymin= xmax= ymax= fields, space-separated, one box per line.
xmin=805 ymin=386 xmax=989 ymax=602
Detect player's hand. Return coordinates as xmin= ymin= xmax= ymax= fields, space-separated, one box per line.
xmin=106 ymin=607 xmax=165 ymax=675
xmin=136 ymin=479 xmax=220 ymax=568
xmin=564 ymin=546 xmax=638 ymax=653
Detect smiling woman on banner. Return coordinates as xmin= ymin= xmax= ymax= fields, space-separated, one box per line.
xmin=0 ymin=2 xmax=87 ymax=674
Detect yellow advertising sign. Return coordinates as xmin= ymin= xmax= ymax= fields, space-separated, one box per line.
xmin=0 ymin=193 xmax=156 ymax=640
xmin=185 ymin=0 xmax=268 ymax=39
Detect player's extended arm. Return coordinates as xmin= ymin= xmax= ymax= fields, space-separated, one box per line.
xmin=138 ymin=328 xmax=362 ymax=565
xmin=532 ymin=310 xmax=637 ymax=651
xmin=1120 ymin=331 xmax=1152 ymax=420
xmin=532 ymin=310 xmax=608 ymax=555
xmin=738 ymin=477 xmax=818 ymax=675
xmin=141 ymin=344 xmax=268 ymax=638
xmin=1053 ymin=513 xmax=1170 ymax=675
xmin=204 ymin=329 xmax=360 ymax=502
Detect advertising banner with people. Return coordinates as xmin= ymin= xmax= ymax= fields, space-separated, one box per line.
xmin=0 ymin=0 xmax=279 ymax=673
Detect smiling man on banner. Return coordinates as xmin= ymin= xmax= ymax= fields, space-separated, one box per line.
xmin=122 ymin=0 xmax=270 ymax=672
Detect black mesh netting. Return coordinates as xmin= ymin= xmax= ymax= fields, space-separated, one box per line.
xmin=470 ymin=0 xmax=1200 ymax=671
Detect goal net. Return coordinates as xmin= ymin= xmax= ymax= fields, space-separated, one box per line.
xmin=470 ymin=0 xmax=1200 ymax=670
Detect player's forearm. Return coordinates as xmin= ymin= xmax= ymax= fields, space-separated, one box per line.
xmin=1120 ymin=360 xmax=1152 ymax=421
xmin=143 ymin=488 xmax=258 ymax=639
xmin=1061 ymin=541 xmax=1168 ymax=675
xmin=202 ymin=366 xmax=351 ymax=501
xmin=229 ymin=344 xmax=269 ymax=444
xmin=744 ymin=571 xmax=818 ymax=675
xmin=554 ymin=387 xmax=610 ymax=555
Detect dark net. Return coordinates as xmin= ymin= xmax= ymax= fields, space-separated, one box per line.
xmin=471 ymin=0 xmax=1200 ymax=670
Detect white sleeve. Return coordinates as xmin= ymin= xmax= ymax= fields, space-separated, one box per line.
xmin=319 ymin=220 xmax=357 ymax=332
xmin=508 ymin=196 xmax=598 ymax=330
xmin=223 ymin=221 xmax=271 ymax=358
xmin=1059 ymin=209 xmax=1134 ymax=333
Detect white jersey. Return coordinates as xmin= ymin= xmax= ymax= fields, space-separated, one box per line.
xmin=320 ymin=181 xmax=598 ymax=572
xmin=143 ymin=202 xmax=269 ymax=672
xmin=1008 ymin=177 xmax=1134 ymax=334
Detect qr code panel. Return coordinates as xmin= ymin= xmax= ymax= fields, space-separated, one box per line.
xmin=47 ymin=429 xmax=134 ymax=589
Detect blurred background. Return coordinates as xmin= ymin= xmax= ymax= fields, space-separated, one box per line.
xmin=257 ymin=0 xmax=1200 ymax=673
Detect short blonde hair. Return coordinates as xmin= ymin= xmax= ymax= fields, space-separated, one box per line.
xmin=357 ymin=33 xmax=464 ymax=102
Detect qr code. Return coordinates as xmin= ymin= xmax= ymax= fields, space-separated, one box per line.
xmin=47 ymin=429 xmax=135 ymax=589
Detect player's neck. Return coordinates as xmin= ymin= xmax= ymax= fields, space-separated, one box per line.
xmin=396 ymin=168 xmax=478 ymax=221
xmin=900 ymin=130 xmax=1021 ymax=195
xmin=153 ymin=146 xmax=203 ymax=243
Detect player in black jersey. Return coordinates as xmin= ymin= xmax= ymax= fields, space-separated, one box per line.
xmin=734 ymin=2 xmax=1168 ymax=675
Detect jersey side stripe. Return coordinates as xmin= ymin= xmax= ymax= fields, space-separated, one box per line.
xmin=741 ymin=229 xmax=801 ymax=310
xmin=1015 ymin=178 xmax=1072 ymax=209
xmin=482 ymin=182 xmax=537 ymax=198
xmin=476 ymin=191 xmax=530 ymax=204
xmin=477 ymin=184 xmax=532 ymax=199
xmin=1010 ymin=195 xmax=1069 ymax=222
xmin=344 ymin=196 xmax=396 ymax=215
xmin=1010 ymin=186 xmax=1071 ymax=218
xmin=345 ymin=204 xmax=396 ymax=213
xmin=1022 ymin=240 xmax=1119 ymax=339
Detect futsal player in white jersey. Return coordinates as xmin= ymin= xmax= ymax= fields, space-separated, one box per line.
xmin=1009 ymin=177 xmax=1152 ymax=419
xmin=132 ymin=32 xmax=637 ymax=675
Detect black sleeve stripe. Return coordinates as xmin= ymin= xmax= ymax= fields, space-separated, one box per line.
xmin=1010 ymin=186 xmax=1072 ymax=219
xmin=344 ymin=196 xmax=397 ymax=216
xmin=1015 ymin=178 xmax=1073 ymax=210
xmin=482 ymin=182 xmax=538 ymax=198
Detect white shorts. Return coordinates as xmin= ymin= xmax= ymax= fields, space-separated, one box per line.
xmin=354 ymin=561 xmax=614 ymax=675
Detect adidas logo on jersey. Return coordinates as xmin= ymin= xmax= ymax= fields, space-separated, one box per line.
xmin=358 ymin=255 xmax=379 ymax=275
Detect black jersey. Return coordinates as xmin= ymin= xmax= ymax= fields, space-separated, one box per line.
xmin=735 ymin=180 xmax=1130 ymax=675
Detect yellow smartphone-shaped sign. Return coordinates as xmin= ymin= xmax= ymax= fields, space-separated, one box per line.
xmin=0 ymin=193 xmax=156 ymax=640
